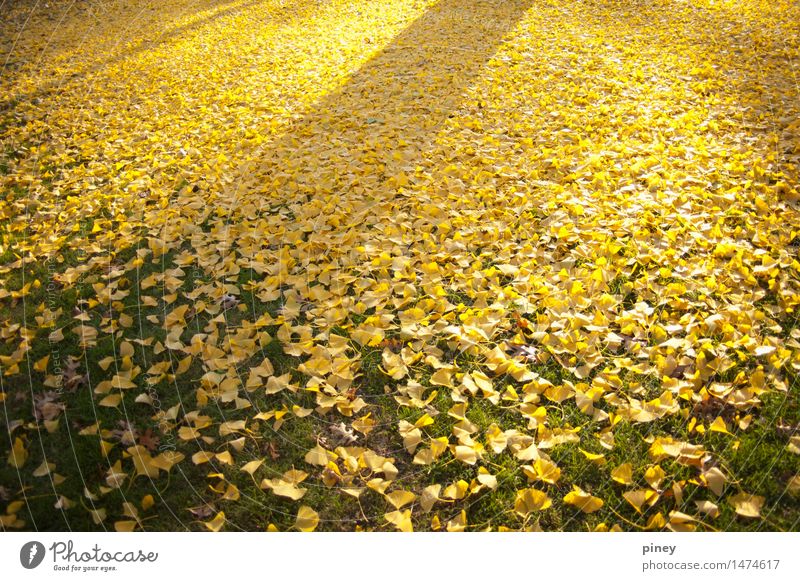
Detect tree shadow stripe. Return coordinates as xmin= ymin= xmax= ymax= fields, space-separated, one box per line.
xmin=246 ymin=0 xmax=534 ymax=198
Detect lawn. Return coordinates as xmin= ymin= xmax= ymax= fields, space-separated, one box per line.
xmin=1 ymin=0 xmax=799 ymax=532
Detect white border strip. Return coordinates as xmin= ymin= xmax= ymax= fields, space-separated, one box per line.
xmin=1 ymin=532 xmax=799 ymax=580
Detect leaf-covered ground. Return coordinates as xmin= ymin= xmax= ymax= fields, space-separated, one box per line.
xmin=1 ymin=0 xmax=800 ymax=532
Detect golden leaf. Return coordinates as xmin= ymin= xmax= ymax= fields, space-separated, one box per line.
xmin=514 ymin=488 xmax=552 ymax=516
xmin=729 ymin=492 xmax=764 ymax=518
xmin=295 ymin=506 xmax=319 ymax=532
xmin=563 ymin=485 xmax=604 ymax=514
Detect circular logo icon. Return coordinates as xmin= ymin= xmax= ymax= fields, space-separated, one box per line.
xmin=20 ymin=541 xmax=46 ymax=569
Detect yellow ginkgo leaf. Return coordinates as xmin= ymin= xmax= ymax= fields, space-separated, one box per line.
xmin=476 ymin=467 xmax=498 ymax=489
xmin=295 ymin=506 xmax=319 ymax=532
xmin=446 ymin=510 xmax=467 ymax=532
xmin=32 ymin=460 xmax=53 ymax=477
xmin=443 ymin=479 xmax=470 ymax=500
xmin=114 ymin=520 xmax=138 ymax=532
xmin=453 ymin=445 xmax=478 ymax=465
xmin=384 ymin=509 xmax=413 ymax=532
xmin=579 ymin=449 xmax=606 ymax=466
xmin=514 ymin=488 xmax=552 ymax=516
xmin=623 ymin=489 xmax=657 ymax=514
xmin=240 ymin=459 xmax=265 ymax=475
xmin=192 ymin=451 xmax=215 ymax=465
xmin=420 ymin=484 xmax=441 ymax=512
xmin=204 ymin=511 xmax=226 ymax=532
xmin=98 ymin=394 xmax=122 ymax=408
xmin=33 ymin=354 xmax=50 ymax=372
xmin=304 ymin=444 xmax=335 ymax=466
xmin=645 ymin=513 xmax=666 ymax=530
xmin=644 ymin=465 xmax=666 ymax=490
xmin=89 ymin=508 xmax=107 ymax=525
xmin=668 ymin=511 xmax=698 ymax=532
xmin=384 ymin=490 xmax=417 ymax=509
xmin=563 ymin=485 xmax=604 ymax=513
xmin=709 ymin=416 xmax=732 ymax=435
xmin=222 ymin=483 xmax=240 ymax=501
xmin=522 ymin=458 xmax=561 ymax=485
xmin=703 ymin=467 xmax=727 ymax=496
xmin=729 ymin=493 xmax=764 ymax=518
xmin=414 ymin=413 xmax=435 ymax=428
xmin=264 ymin=480 xmax=307 ymax=501
xmin=694 ymin=500 xmax=719 ymax=518
xmin=215 ymin=451 xmax=234 ymax=465
xmin=611 ymin=463 xmax=633 ymax=486
xmin=429 ymin=368 xmax=453 ymax=388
